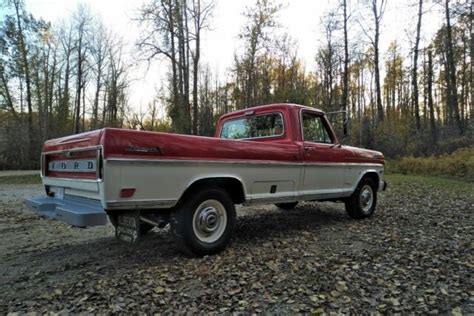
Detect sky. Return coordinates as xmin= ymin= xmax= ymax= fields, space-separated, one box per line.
xmin=5 ymin=0 xmax=444 ymax=112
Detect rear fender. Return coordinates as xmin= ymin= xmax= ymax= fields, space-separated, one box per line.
xmin=179 ymin=175 xmax=247 ymax=205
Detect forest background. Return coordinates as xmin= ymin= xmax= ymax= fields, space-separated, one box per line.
xmin=0 ymin=0 xmax=471 ymax=174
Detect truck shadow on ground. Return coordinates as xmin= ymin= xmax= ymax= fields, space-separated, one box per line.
xmin=1 ymin=202 xmax=364 ymax=303
xmin=234 ymin=203 xmax=351 ymax=241
xmin=9 ymin=203 xmax=352 ymax=262
xmin=28 ymin=203 xmax=352 ymax=263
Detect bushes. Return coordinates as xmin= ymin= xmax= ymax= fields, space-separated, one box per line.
xmin=388 ymin=147 xmax=474 ymax=181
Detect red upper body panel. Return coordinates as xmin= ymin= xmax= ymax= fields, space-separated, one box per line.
xmin=42 ymin=104 xmax=384 ymax=173
xmin=43 ymin=129 xmax=104 ymax=153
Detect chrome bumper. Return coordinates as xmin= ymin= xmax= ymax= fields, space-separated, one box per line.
xmin=25 ymin=195 xmax=107 ymax=227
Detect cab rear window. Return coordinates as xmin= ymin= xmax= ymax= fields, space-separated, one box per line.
xmin=220 ymin=113 xmax=284 ymax=140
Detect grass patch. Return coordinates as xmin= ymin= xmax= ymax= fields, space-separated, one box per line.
xmin=387 ymin=147 xmax=474 ymax=182
xmin=0 ymin=174 xmax=42 ymax=184
xmin=385 ymin=173 xmax=473 ymax=194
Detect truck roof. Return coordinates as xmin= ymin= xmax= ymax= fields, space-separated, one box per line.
xmin=219 ymin=103 xmax=324 ymax=121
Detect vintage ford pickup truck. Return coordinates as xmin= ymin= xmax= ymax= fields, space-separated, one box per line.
xmin=27 ymin=103 xmax=386 ymax=255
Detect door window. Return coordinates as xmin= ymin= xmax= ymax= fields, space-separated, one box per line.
xmin=302 ymin=112 xmax=332 ymax=144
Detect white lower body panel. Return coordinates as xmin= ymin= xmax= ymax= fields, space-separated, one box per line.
xmin=101 ymin=159 xmax=384 ymax=210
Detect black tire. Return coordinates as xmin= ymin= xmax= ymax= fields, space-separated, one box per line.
xmin=345 ymin=177 xmax=377 ymax=219
xmin=275 ymin=202 xmax=299 ymax=210
xmin=108 ymin=215 xmax=154 ymax=235
xmin=170 ymin=187 xmax=236 ymax=256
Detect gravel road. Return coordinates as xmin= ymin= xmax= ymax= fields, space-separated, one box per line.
xmin=0 ymin=175 xmax=472 ymax=314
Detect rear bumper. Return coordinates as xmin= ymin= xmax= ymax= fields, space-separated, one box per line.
xmin=25 ymin=195 xmax=107 ymax=227
xmin=379 ymin=180 xmax=388 ymax=191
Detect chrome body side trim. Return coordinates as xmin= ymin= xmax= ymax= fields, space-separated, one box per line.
xmin=43 ymin=177 xmax=100 ymax=191
xmin=106 ymin=199 xmax=178 ymax=210
xmin=42 ymin=177 xmax=102 ymax=183
xmin=42 ymin=145 xmax=101 ymax=156
xmin=105 ymin=157 xmax=382 ymax=168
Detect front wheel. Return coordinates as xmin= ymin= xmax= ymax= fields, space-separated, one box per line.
xmin=345 ymin=178 xmax=377 ymax=219
xmin=170 ymin=187 xmax=236 ymax=256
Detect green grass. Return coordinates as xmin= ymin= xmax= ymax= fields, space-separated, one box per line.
xmin=385 ymin=173 xmax=473 ymax=194
xmin=0 ymin=174 xmax=42 ymax=184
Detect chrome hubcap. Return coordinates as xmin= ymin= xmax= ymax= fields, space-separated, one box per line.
xmin=359 ymin=185 xmax=374 ymax=213
xmin=193 ymin=199 xmax=227 ymax=243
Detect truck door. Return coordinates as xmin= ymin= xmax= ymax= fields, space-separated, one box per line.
xmin=300 ymin=111 xmax=346 ymax=198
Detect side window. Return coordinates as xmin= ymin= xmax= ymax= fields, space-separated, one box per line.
xmin=254 ymin=114 xmax=283 ymax=138
xmin=220 ymin=118 xmax=251 ymax=139
xmin=220 ymin=113 xmax=284 ymax=139
xmin=302 ymin=112 xmax=332 ymax=143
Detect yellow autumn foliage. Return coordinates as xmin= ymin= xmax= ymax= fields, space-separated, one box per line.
xmin=388 ymin=147 xmax=474 ymax=181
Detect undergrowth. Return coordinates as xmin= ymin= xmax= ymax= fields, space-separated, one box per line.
xmin=387 ymin=147 xmax=474 ymax=182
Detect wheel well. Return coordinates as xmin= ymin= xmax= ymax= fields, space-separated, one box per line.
xmin=362 ymin=172 xmax=379 ymax=188
xmin=181 ymin=177 xmax=246 ymax=204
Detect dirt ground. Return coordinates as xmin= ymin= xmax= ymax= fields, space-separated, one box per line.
xmin=0 ymin=175 xmax=473 ymax=314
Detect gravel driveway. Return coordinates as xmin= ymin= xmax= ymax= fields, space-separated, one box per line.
xmin=0 ymin=175 xmax=472 ymax=314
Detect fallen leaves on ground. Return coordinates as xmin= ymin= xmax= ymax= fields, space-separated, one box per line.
xmin=0 ymin=176 xmax=472 ymax=314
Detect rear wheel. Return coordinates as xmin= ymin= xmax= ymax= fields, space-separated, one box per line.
xmin=275 ymin=202 xmax=299 ymax=210
xmin=170 ymin=187 xmax=236 ymax=256
xmin=345 ymin=178 xmax=377 ymax=219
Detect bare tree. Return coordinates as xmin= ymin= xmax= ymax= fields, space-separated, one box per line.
xmin=72 ymin=4 xmax=92 ymax=134
xmin=137 ymin=0 xmax=194 ymax=133
xmin=359 ymin=0 xmax=387 ymax=123
xmin=317 ymin=9 xmax=339 ymax=112
xmin=426 ymin=47 xmax=437 ymax=142
xmin=341 ymin=0 xmax=350 ymax=134
xmin=412 ymin=0 xmax=423 ymax=130
xmin=189 ymin=0 xmax=214 ymax=134
xmin=239 ymin=0 xmax=281 ymax=107
xmin=371 ymin=0 xmax=386 ymax=123
xmin=104 ymin=36 xmax=129 ymax=127
xmin=90 ymin=19 xmax=109 ymax=129
xmin=57 ymin=21 xmax=74 ymax=134
xmin=10 ymin=0 xmax=34 ymax=158
xmin=443 ymin=0 xmax=462 ymax=134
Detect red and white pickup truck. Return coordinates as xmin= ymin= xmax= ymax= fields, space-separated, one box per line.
xmin=27 ymin=103 xmax=386 ymax=255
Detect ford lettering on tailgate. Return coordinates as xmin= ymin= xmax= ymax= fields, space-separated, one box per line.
xmin=49 ymin=159 xmax=96 ymax=172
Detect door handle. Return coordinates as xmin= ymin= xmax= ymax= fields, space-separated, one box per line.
xmin=304 ymin=146 xmax=313 ymax=152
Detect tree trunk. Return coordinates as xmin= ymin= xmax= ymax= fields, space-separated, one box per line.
xmin=183 ymin=0 xmax=191 ymax=133
xmin=74 ymin=38 xmax=83 ymax=134
xmin=427 ymin=49 xmax=437 ymax=143
xmin=372 ymin=0 xmax=384 ymax=123
xmin=13 ymin=0 xmax=35 ymax=165
xmin=412 ymin=0 xmax=422 ymax=130
xmin=192 ymin=0 xmax=201 ymax=135
xmin=444 ymin=0 xmax=462 ymax=134
xmin=168 ymin=0 xmax=179 ymax=112
xmin=342 ymin=0 xmax=349 ymax=134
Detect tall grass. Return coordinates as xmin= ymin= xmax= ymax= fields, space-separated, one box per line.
xmin=387 ymin=147 xmax=474 ymax=182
